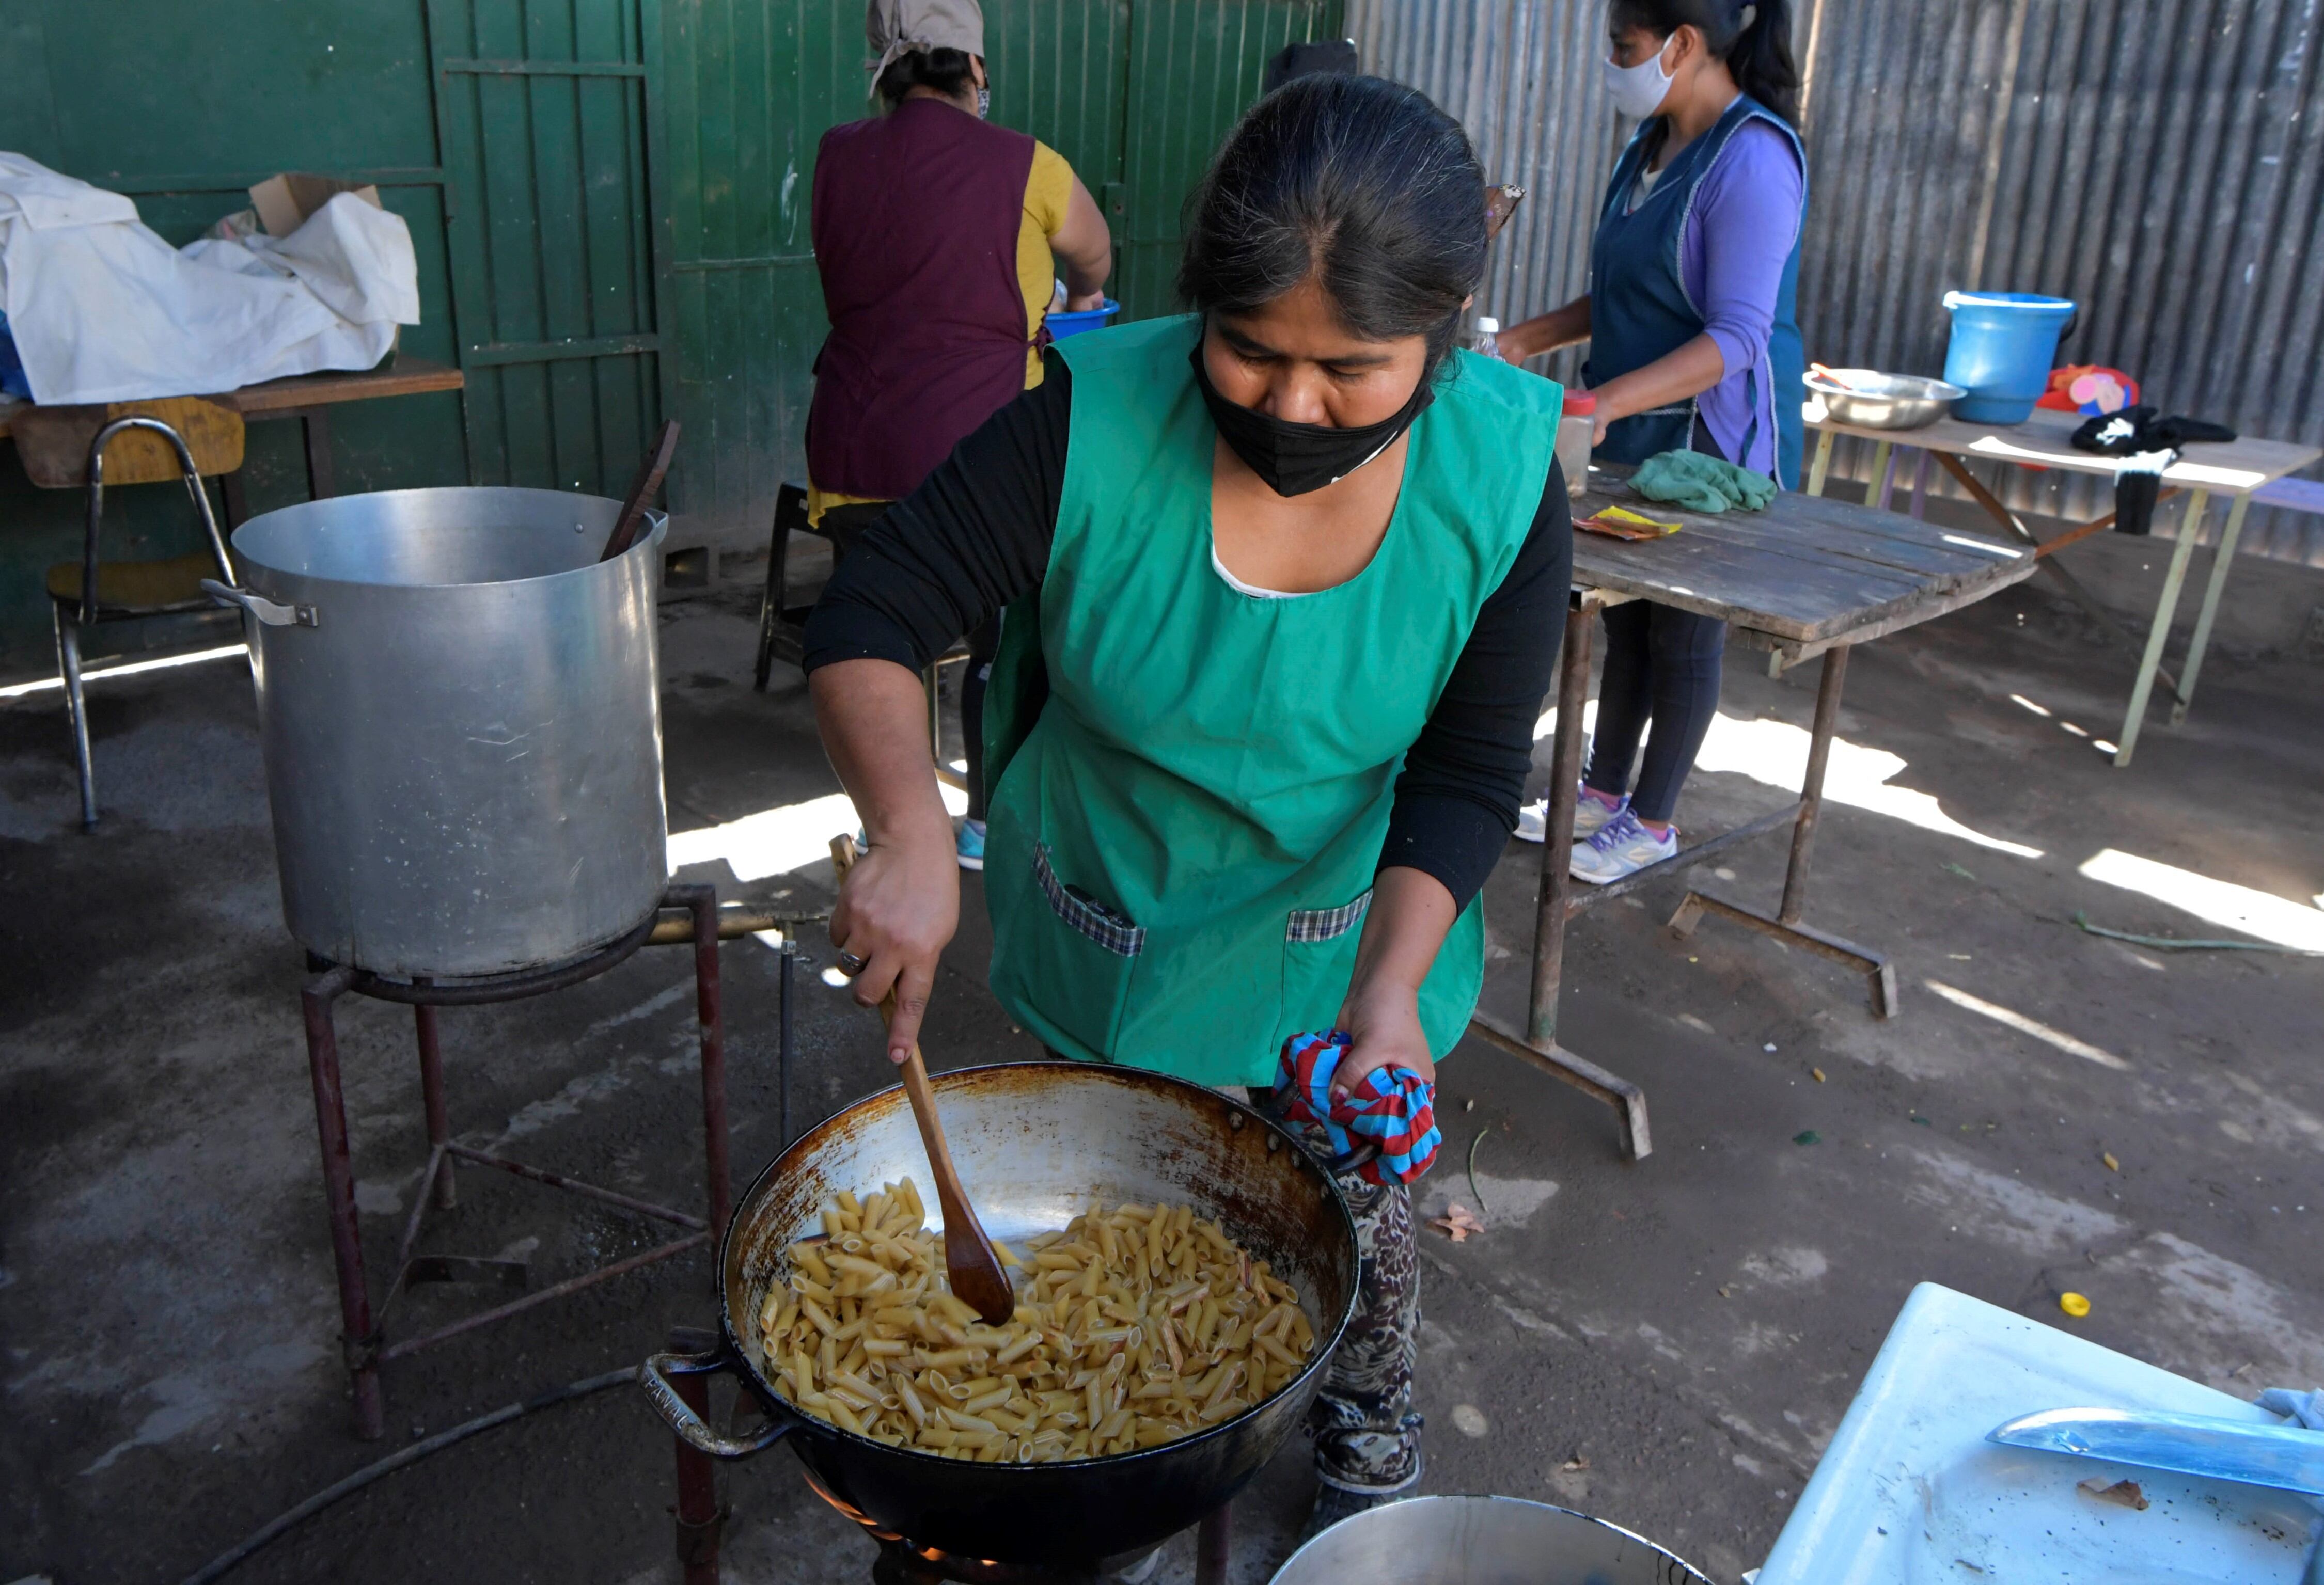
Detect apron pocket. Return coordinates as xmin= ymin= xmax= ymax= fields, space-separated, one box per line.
xmin=1280 ymin=887 xmax=1371 ymax=1039
xmin=1027 ymin=842 xmax=1142 ymax=1055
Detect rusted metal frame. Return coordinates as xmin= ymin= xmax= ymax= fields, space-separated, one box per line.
xmin=1467 ymin=1009 xmax=1650 ymax=1160
xmin=301 ymin=963 xmax=386 ymax=1439
xmin=415 ymin=995 xmax=456 ymax=1210
xmin=667 ymin=1324 xmax=728 ymax=1585
xmin=1195 ymin=1504 xmax=1232 ymax=1585
xmin=1669 ymin=893 xmax=1897 ymax=1018
xmin=1562 ymin=802 xmax=1803 ymax=914
xmin=679 ymin=882 xmax=736 ymax=1239
xmin=302 ymin=882 xmax=731 ymax=1437
xmin=442 ymin=1145 xmax=709 ymax=1230
xmin=1526 ymin=589 xmax=1601 ymax=1045
xmin=1931 ymin=451 xmax=2183 ymax=698
xmin=1781 ymin=645 xmax=1847 ymax=923
xmin=376 ymin=1232 xmax=712 ymax=1364
xmin=1478 ymin=587 xmax=1657 ymax=1162
xmin=1668 ymin=646 xmax=1900 ymax=1018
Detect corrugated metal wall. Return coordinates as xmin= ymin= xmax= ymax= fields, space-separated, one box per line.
xmin=1352 ymin=0 xmax=2324 ymax=566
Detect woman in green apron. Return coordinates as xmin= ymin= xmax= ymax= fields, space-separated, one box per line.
xmin=803 ymin=74 xmax=1571 ymax=1530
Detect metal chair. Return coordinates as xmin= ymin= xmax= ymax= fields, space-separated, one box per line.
xmin=752 ymin=479 xmax=968 ymax=788
xmin=46 ymin=416 xmax=240 ymax=827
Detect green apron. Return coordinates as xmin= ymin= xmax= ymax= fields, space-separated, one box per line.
xmin=982 ymin=314 xmax=1559 ymax=1086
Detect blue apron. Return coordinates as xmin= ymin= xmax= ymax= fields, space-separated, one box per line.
xmin=1585 ymin=94 xmax=1808 ymax=488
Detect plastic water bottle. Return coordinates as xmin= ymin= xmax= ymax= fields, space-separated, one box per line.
xmin=1472 ymin=316 xmax=1501 ymax=360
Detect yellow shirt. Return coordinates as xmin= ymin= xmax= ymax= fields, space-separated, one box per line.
xmin=809 ymin=140 xmax=1076 ymax=527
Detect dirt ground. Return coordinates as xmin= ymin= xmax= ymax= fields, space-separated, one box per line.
xmin=3 ymin=566 xmax=2319 ymax=1585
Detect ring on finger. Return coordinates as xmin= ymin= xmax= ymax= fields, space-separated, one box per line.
xmin=837 ymin=950 xmax=867 ymax=975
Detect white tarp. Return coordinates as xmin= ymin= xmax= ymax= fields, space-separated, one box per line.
xmin=0 ymin=153 xmax=420 ymax=406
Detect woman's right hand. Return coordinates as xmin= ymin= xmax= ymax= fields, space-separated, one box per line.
xmin=831 ymin=818 xmax=960 ymax=1065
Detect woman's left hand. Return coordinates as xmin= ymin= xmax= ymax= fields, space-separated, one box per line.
xmin=1332 ymin=980 xmax=1437 ymax=1100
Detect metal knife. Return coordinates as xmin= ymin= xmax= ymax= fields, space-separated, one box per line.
xmin=1989 ymin=1406 xmax=2324 ymax=1497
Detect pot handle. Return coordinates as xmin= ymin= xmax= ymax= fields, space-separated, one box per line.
xmin=201 ymin=579 xmax=317 ymax=628
xmin=640 ymin=1345 xmax=797 ymax=1460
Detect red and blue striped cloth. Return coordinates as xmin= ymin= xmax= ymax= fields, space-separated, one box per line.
xmin=1273 ymin=1029 xmax=1441 ymax=1186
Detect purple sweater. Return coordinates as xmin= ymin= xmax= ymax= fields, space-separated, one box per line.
xmin=1661 ymin=117 xmax=1804 ymax=476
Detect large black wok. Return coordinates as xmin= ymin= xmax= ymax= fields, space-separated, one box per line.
xmin=639 ymin=1061 xmax=1361 ymax=1565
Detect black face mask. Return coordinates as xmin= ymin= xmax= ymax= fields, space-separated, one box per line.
xmin=1190 ymin=343 xmax=1436 ymax=498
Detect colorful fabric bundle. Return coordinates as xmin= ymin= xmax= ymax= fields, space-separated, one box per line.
xmin=1273 ymin=1029 xmax=1441 ymax=1186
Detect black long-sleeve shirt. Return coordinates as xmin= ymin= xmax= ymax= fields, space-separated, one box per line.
xmin=802 ymin=362 xmax=1571 ymax=907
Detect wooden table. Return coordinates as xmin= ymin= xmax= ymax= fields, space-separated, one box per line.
xmin=1 ymin=358 xmax=465 ymax=515
xmin=1479 ymin=473 xmax=2038 ymax=1160
xmin=1802 ymin=404 xmax=2321 ymax=767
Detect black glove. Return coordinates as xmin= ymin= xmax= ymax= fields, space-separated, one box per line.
xmin=2073 ymin=405 xmax=2238 ymax=454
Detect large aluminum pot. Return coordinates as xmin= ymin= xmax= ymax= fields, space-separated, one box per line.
xmin=640 ymin=1061 xmax=1361 ymax=1566
xmin=218 ymin=488 xmax=668 ymax=978
xmin=1270 ymin=1495 xmax=1714 ymax=1584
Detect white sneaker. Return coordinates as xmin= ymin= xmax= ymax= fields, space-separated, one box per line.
xmin=1516 ymin=787 xmax=1628 ymax=844
xmin=1569 ymin=808 xmax=1677 ymax=884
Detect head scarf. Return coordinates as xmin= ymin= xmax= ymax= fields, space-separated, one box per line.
xmin=866 ymin=0 xmax=984 ymax=100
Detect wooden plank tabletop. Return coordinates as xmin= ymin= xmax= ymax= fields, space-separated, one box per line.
xmin=0 ymin=359 xmax=464 ymax=439
xmin=1570 ymin=469 xmax=2038 ymax=643
xmin=1803 ymin=401 xmax=2321 ymax=495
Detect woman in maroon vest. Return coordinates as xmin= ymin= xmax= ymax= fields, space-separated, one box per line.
xmin=808 ymin=0 xmax=1113 ymax=871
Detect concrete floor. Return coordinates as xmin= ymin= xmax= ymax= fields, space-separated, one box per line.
xmin=3 ymin=570 xmax=2320 ymax=1585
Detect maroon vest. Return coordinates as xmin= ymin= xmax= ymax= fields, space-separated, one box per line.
xmin=807 ymin=98 xmax=1038 ymax=500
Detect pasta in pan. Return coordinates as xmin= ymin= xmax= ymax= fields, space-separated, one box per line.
xmin=757 ymin=1179 xmax=1317 ymax=1462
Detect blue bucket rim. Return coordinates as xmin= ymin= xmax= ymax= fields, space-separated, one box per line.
xmin=1942 ymin=290 xmax=2075 ymax=314
xmin=1046 ymin=298 xmax=1122 ymax=322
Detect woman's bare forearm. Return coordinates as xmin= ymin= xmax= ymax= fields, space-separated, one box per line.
xmin=1589 ymin=332 xmax=1727 ymax=428
xmin=810 ymin=656 xmax=961 ymax=1061
xmin=1500 ymin=296 xmax=1591 ymax=362
xmin=811 ymin=658 xmax=954 ymax=849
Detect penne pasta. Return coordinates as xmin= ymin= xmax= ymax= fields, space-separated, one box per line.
xmin=755 ymin=1179 xmax=1317 ymax=1463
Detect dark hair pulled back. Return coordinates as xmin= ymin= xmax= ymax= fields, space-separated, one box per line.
xmin=875 ymin=45 xmax=977 ymax=109
xmin=1611 ymin=0 xmax=1799 ymax=124
xmin=1176 ymin=74 xmax=1485 ymax=374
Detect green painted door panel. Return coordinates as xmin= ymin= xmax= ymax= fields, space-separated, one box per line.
xmin=429 ymin=0 xmax=664 ymax=495
xmin=1117 ymin=0 xmax=1337 ymax=318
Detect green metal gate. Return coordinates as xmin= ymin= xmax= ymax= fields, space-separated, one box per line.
xmin=429 ymin=0 xmax=667 ymax=495
xmin=656 ymin=0 xmax=1342 ymax=548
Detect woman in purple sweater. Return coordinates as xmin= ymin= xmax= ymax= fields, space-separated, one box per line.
xmin=1500 ymin=0 xmax=1805 ymax=883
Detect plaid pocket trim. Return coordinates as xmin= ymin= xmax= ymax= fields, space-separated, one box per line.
xmin=1287 ymin=889 xmax=1373 ymax=943
xmin=1033 ymin=843 xmax=1144 ymax=957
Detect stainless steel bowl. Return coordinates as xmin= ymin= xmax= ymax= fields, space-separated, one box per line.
xmin=1269 ymin=1495 xmax=1714 ymax=1584
xmin=1804 ymin=368 xmax=1966 ymax=430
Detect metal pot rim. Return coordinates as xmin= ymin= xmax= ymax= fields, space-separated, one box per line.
xmin=715 ymin=1058 xmax=1362 ymax=1472
xmin=229 ymin=487 xmax=667 ymax=596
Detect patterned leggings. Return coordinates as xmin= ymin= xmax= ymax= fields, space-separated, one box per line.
xmin=1302 ymin=1141 xmax=1422 ymax=1493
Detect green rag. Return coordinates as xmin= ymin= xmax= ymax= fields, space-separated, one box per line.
xmin=1628 ymin=449 xmax=1778 ymax=514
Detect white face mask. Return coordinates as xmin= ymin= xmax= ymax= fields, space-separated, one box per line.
xmin=1603 ymin=35 xmax=1676 ymax=120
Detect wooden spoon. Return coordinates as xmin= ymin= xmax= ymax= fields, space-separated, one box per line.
xmin=599 ymin=420 xmax=681 ymax=562
xmin=828 ymin=834 xmax=1016 ymax=1325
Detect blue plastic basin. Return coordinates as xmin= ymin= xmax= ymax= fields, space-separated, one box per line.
xmin=1940 ymin=291 xmax=2076 ymax=425
xmin=1045 ymin=299 xmax=1121 ymax=339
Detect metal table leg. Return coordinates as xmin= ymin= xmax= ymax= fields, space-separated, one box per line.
xmin=1667 ymin=645 xmax=1899 ymax=1017
xmin=2168 ymin=491 xmax=2249 ymax=728
xmin=1805 ymin=429 xmax=1836 ymax=496
xmin=1469 ymin=594 xmax=1653 ymax=1161
xmin=2114 ymin=489 xmax=2208 ymax=767
xmin=1195 ymin=1503 xmax=1231 ymax=1585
